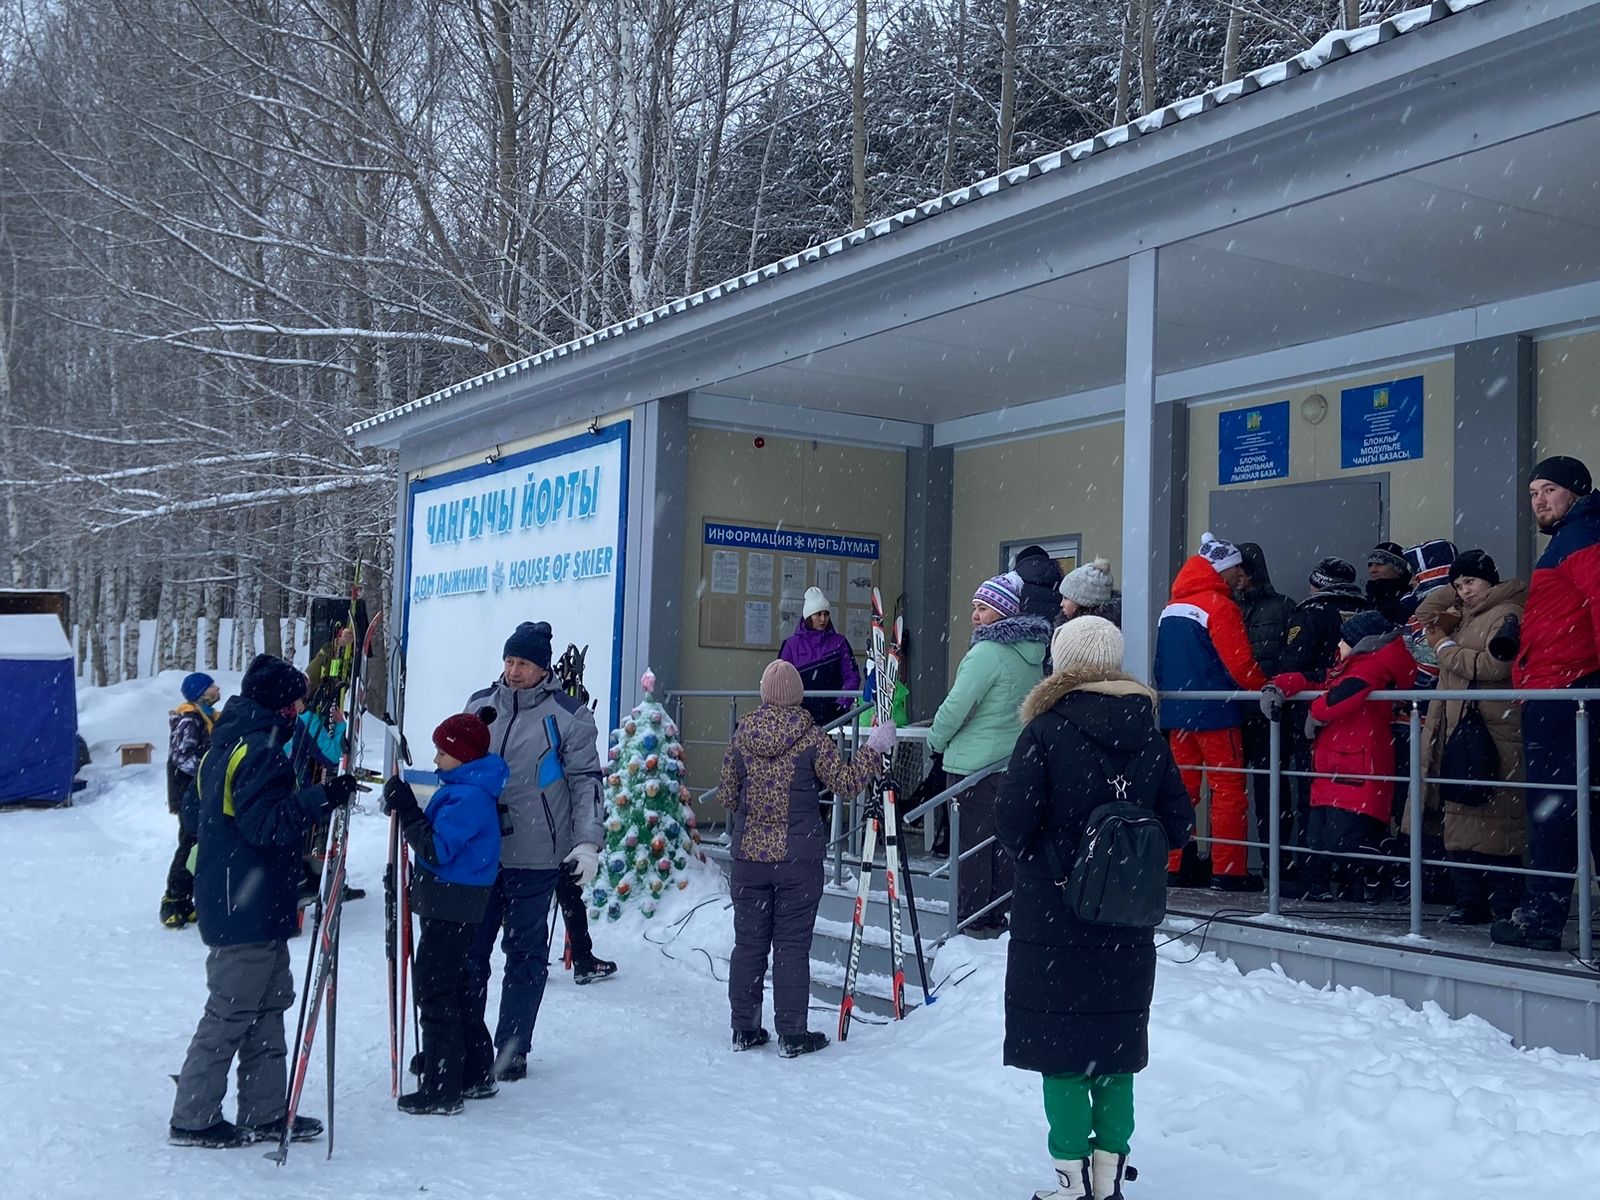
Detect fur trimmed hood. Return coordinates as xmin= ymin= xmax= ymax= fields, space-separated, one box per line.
xmin=971 ymin=613 xmax=1054 ymax=648
xmin=1021 ymin=666 xmax=1156 ymax=725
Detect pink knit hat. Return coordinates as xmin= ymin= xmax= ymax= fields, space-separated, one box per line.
xmin=760 ymin=660 xmax=804 ymax=707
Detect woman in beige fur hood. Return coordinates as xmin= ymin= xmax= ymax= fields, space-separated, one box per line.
xmin=997 ymin=617 xmax=1193 ymax=1200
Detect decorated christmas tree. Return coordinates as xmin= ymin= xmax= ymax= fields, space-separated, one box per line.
xmin=589 ymin=669 xmax=704 ymax=920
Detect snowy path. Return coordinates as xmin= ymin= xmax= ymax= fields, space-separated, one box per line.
xmin=4 ymin=675 xmax=1600 ymax=1199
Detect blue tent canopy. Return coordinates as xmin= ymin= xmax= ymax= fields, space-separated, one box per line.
xmin=0 ymin=614 xmax=79 ymax=806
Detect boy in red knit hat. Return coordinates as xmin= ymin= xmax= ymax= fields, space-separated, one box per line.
xmin=381 ymin=711 xmax=507 ymax=1114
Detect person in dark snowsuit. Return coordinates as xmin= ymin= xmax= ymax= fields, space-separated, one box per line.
xmin=719 ymin=659 xmax=896 ymax=1057
xmin=382 ymin=712 xmax=506 ymax=1114
xmin=778 ymin=587 xmax=862 ymax=726
xmin=168 ymin=655 xmax=359 ymax=1149
xmin=1366 ymin=542 xmax=1414 ymax=625
xmin=1236 ymin=544 xmax=1295 ymax=874
xmin=1014 ymin=544 xmax=1066 ymax=622
xmin=998 ymin=618 xmax=1194 ymax=1200
xmin=163 ymin=672 xmax=219 ymax=928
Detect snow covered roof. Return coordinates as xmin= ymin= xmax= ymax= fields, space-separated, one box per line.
xmin=349 ymin=0 xmax=1491 ymax=441
xmin=0 ymin=614 xmax=73 ymax=661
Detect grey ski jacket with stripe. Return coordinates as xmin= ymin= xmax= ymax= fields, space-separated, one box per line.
xmin=465 ymin=675 xmax=605 ymax=869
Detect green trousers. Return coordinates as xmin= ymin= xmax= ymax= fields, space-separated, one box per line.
xmin=1041 ymin=1072 xmax=1134 ymax=1160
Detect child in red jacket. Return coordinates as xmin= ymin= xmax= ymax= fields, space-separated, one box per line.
xmin=1261 ymin=610 xmax=1416 ymax=901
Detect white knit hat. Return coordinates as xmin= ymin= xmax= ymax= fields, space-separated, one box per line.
xmin=1199 ymin=530 xmax=1243 ymax=573
xmin=802 ymin=587 xmax=831 ymax=620
xmin=1059 ymin=557 xmax=1115 ymax=607
xmin=1051 ymin=616 xmax=1124 ymax=675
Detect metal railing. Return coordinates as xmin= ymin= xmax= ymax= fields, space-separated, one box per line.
xmin=1172 ymin=687 xmax=1596 ymax=960
xmin=666 ymin=688 xmax=865 ymax=766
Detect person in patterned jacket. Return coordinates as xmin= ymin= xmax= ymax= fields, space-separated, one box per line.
xmin=162 ymin=672 xmax=219 ymax=928
xmin=719 ymin=659 xmax=896 ymax=1058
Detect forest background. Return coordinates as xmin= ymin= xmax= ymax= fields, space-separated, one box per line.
xmin=0 ymin=0 xmax=1379 ymax=682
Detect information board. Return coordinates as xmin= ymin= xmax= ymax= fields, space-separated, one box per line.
xmin=1341 ymin=376 xmax=1424 ymax=468
xmin=1219 ymin=400 xmax=1290 ymax=485
xmin=699 ymin=520 xmax=880 ymax=653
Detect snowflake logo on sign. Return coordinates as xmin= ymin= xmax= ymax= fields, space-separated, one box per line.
xmin=492 ymin=560 xmax=505 ymax=595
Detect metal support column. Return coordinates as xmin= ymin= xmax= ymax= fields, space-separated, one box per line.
xmin=1122 ymin=250 xmax=1159 ymax=676
xmin=1408 ymin=702 xmax=1425 ymax=938
xmin=1268 ymin=718 xmax=1282 ymax=917
xmin=1577 ymin=701 xmax=1592 ymax=961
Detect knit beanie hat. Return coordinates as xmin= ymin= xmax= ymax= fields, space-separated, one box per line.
xmin=1530 ymin=455 xmax=1593 ymax=497
xmin=759 ymin=659 xmax=804 ymax=707
xmin=1198 ymin=531 xmax=1243 ymax=573
xmin=1050 ymin=616 xmax=1124 ymax=676
xmin=433 ymin=712 xmax=493 ymax=764
xmin=240 ymin=654 xmax=308 ymax=714
xmin=503 ymin=621 xmax=553 ymax=669
xmin=972 ymin=572 xmax=1023 ymax=619
xmin=180 ymin=672 xmax=215 ymax=703
xmin=802 ymin=587 xmax=831 ymax=620
xmin=1340 ymin=609 xmax=1393 ymax=648
xmin=1013 ymin=546 xmax=1066 ymax=619
xmin=1448 ymin=549 xmax=1500 ymax=587
xmin=1309 ymin=557 xmax=1358 ymax=590
xmin=1059 ymin=557 xmax=1115 ymax=608
xmin=1367 ymin=542 xmax=1412 ymax=577
xmin=1404 ymin=540 xmax=1457 ymax=590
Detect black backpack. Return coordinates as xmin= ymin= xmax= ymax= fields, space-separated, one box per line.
xmin=1042 ymin=737 xmax=1171 ymax=928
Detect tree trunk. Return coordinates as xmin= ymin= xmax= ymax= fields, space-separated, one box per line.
xmin=1138 ymin=0 xmax=1157 ymax=116
xmin=941 ymin=0 xmax=968 ymax=192
xmin=204 ymin=581 xmax=222 ymax=672
xmin=1343 ymin=0 xmax=1361 ymax=29
xmin=1223 ymin=7 xmax=1243 ymax=83
xmin=89 ymin=568 xmax=109 ymax=689
xmin=122 ymin=562 xmax=142 ymax=682
xmin=261 ymin=566 xmax=283 ymax=659
xmin=997 ymin=0 xmax=1018 ymax=172
xmin=851 ymin=0 xmax=867 ymax=228
xmin=154 ymin=574 xmax=175 ymax=672
xmin=1115 ymin=0 xmax=1136 ymax=124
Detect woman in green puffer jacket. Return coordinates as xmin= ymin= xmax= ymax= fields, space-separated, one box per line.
xmin=929 ymin=571 xmax=1053 ymax=935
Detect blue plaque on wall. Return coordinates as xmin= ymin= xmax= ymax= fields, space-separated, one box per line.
xmin=1219 ymin=401 xmax=1290 ymax=486
xmin=1341 ymin=376 xmax=1424 ymax=468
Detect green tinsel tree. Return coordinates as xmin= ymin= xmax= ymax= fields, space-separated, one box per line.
xmin=588 ymin=669 xmax=703 ymax=920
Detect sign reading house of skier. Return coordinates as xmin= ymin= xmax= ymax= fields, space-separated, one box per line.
xmin=1341 ymin=376 xmax=1424 ymax=469
xmin=403 ymin=423 xmax=629 ymax=783
xmin=699 ymin=520 xmax=881 ymax=653
xmin=1218 ymin=401 xmax=1290 ymax=485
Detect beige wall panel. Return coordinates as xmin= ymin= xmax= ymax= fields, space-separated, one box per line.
xmin=1535 ymin=329 xmax=1600 ymax=463
xmin=1185 ymin=361 xmax=1456 ymax=555
xmin=676 ymin=428 xmax=906 ymax=794
xmin=948 ymin=422 xmax=1127 ymax=687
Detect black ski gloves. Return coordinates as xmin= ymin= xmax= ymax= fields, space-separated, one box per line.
xmin=322 ymin=773 xmax=363 ymax=811
xmin=381 ymin=775 xmax=420 ymax=818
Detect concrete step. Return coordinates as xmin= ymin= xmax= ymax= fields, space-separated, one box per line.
xmin=808 ymin=959 xmax=921 ymax=1022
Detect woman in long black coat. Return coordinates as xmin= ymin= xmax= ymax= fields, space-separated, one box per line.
xmin=997 ymin=617 xmax=1194 ymax=1200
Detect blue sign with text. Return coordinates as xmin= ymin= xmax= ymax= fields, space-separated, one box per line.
xmin=1219 ymin=401 xmax=1290 ymax=485
xmin=1341 ymin=376 xmax=1424 ymax=468
xmin=703 ymin=521 xmax=880 ymax=560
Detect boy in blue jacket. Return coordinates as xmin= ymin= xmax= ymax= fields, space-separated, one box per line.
xmin=382 ymin=711 xmax=507 ymax=1115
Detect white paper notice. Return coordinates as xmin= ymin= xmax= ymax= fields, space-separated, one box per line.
xmin=744 ymin=601 xmax=772 ymax=646
xmin=779 ymin=595 xmax=804 ymax=632
xmin=846 ymin=566 xmax=873 ymax=606
xmin=781 ymin=556 xmax=807 ymax=598
xmin=814 ymin=559 xmax=841 ymax=604
xmin=845 ymin=607 xmax=873 ymax=651
xmin=746 ymin=553 xmax=774 ymax=596
xmin=711 ymin=550 xmax=741 ymax=594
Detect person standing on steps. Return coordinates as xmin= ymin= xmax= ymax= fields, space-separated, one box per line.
xmin=998 ymin=618 xmax=1194 ymax=1200
xmin=162 ymin=672 xmax=219 ymax=929
xmin=168 ymin=654 xmax=360 ymax=1149
xmin=1236 ymin=544 xmax=1296 ymax=879
xmin=1366 ymin=543 xmax=1414 ymax=625
xmin=462 ymin=621 xmax=605 ymax=1084
xmin=719 ymin=659 xmax=896 ymax=1058
xmin=928 ymin=572 xmax=1053 ymax=934
xmin=1153 ymin=532 xmax=1268 ymax=892
xmin=382 ymin=711 xmax=506 ymax=1115
xmin=1057 ymin=558 xmax=1120 ymax=628
xmin=778 ymin=587 xmax=863 ymax=727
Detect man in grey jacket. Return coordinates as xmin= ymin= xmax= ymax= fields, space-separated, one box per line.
xmin=462 ymin=621 xmax=604 ymax=1085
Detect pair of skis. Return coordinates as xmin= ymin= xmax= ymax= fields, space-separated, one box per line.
xmin=385 ymin=631 xmax=417 ymax=1097
xmin=270 ymin=577 xmax=372 ymax=1165
xmin=837 ymin=589 xmax=932 ymax=1041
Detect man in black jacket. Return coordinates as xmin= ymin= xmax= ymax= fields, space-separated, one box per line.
xmin=1236 ymin=544 xmax=1295 ymax=880
xmin=169 ymin=655 xmax=360 ymax=1150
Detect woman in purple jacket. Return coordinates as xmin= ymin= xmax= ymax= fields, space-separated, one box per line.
xmin=779 ymin=587 xmax=862 ymax=726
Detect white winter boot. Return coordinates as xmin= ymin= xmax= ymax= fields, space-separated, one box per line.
xmin=1032 ymin=1157 xmax=1092 ymax=1200
xmin=1091 ymin=1148 xmax=1133 ymax=1199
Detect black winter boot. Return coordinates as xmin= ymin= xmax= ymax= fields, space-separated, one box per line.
xmin=397 ymin=1092 xmax=464 ymax=1116
xmin=494 ymin=1052 xmax=528 ymax=1082
xmin=573 ymin=957 xmax=618 ymax=985
xmin=168 ymin=1120 xmax=250 ymax=1149
xmin=732 ymin=1028 xmax=771 ymax=1052
xmin=777 ymin=1030 xmax=828 ymax=1058
xmin=246 ymin=1114 xmax=323 ymax=1143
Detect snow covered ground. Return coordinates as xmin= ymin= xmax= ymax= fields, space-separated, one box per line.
xmin=5 ymin=674 xmax=1600 ymax=1200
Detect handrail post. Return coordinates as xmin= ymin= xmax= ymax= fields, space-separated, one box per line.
xmin=1408 ymin=701 xmax=1424 ymax=938
xmin=1576 ymin=701 xmax=1592 ymax=962
xmin=948 ymin=798 xmax=962 ymax=941
xmin=728 ymin=698 xmax=738 ymax=746
xmin=1268 ymin=716 xmax=1282 ymax=917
